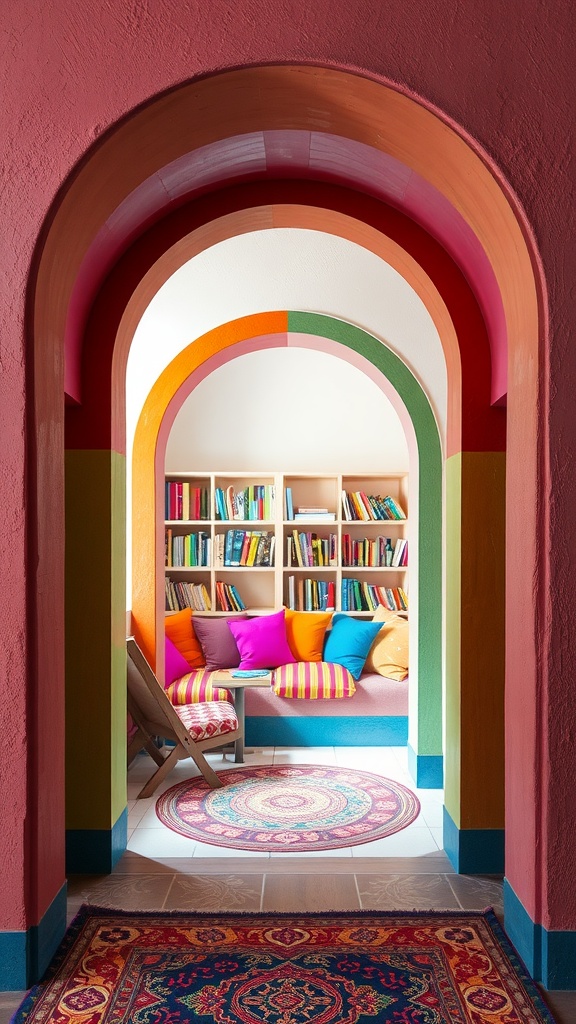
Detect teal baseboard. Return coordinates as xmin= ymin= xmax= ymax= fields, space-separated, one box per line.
xmin=66 ymin=806 xmax=128 ymax=873
xmin=0 ymin=882 xmax=67 ymax=990
xmin=245 ymin=715 xmax=408 ymax=747
xmin=407 ymin=744 xmax=443 ymax=788
xmin=504 ymin=880 xmax=576 ymax=990
xmin=443 ymin=806 xmax=504 ymax=873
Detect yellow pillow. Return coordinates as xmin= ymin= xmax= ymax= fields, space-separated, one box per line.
xmin=284 ymin=609 xmax=333 ymax=661
xmin=364 ymin=606 xmax=409 ymax=681
xmin=165 ymin=609 xmax=205 ymax=669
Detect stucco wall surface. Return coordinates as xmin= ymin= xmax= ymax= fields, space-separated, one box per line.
xmin=1 ymin=0 xmax=575 ymax=934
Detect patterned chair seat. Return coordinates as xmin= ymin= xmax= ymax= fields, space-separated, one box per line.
xmin=173 ymin=700 xmax=239 ymax=743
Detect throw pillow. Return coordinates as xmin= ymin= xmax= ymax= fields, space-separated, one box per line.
xmin=284 ymin=609 xmax=333 ymax=661
xmin=164 ymin=608 xmax=205 ymax=669
xmin=228 ymin=608 xmax=296 ymax=671
xmin=364 ymin=607 xmax=409 ymax=680
xmin=192 ymin=613 xmax=247 ymax=670
xmin=273 ymin=661 xmax=356 ymax=698
xmin=322 ymin=613 xmax=383 ymax=680
xmin=164 ymin=634 xmax=194 ymax=687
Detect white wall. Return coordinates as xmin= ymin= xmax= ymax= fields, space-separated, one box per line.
xmin=127 ymin=227 xmax=446 ymax=452
xmin=166 ymin=347 xmax=408 ymax=473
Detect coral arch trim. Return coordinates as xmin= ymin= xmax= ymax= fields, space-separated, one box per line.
xmin=33 ymin=65 xmax=533 ymax=410
xmin=118 ymin=205 xmax=473 ymax=457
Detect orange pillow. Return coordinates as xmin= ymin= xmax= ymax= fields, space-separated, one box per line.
xmin=164 ymin=609 xmax=205 ymax=669
xmin=284 ymin=609 xmax=333 ymax=661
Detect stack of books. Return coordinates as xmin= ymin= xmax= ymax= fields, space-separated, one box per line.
xmin=165 ymin=578 xmax=211 ymax=611
xmin=341 ymin=490 xmax=406 ymax=521
xmin=215 ymin=530 xmax=275 ymax=567
xmin=165 ymin=482 xmax=209 ymax=521
xmin=215 ymin=581 xmax=246 ymax=612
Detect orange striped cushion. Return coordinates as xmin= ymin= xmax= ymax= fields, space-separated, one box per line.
xmin=272 ymin=661 xmax=356 ymax=699
xmin=165 ymin=669 xmax=232 ymax=705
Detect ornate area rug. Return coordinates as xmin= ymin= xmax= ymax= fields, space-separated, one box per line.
xmin=155 ymin=763 xmax=420 ymax=851
xmin=13 ymin=906 xmax=556 ymax=1024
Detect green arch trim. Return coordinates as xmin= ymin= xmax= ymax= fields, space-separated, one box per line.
xmin=289 ymin=312 xmax=442 ymax=757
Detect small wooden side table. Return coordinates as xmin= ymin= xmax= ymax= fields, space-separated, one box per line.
xmin=212 ymin=671 xmax=273 ymax=763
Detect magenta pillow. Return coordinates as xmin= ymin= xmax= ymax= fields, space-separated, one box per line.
xmin=164 ymin=634 xmax=192 ymax=687
xmin=228 ymin=609 xmax=296 ymax=671
xmin=192 ymin=614 xmax=247 ymax=670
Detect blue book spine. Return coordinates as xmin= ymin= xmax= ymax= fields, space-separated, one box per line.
xmin=285 ymin=487 xmax=294 ymax=521
xmin=224 ymin=529 xmax=234 ymax=566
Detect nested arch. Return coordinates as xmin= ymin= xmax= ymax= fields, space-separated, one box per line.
xmin=131 ymin=312 xmax=443 ymax=767
xmin=32 ymin=65 xmax=541 ymax=879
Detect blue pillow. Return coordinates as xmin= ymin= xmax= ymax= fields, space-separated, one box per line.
xmin=323 ymin=614 xmax=383 ymax=680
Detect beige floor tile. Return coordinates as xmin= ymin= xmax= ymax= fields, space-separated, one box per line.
xmin=262 ymin=873 xmax=361 ymax=912
xmin=358 ymin=873 xmax=461 ymax=910
xmin=0 ymin=994 xmax=27 ymax=1024
xmin=67 ymin=872 xmax=175 ymax=911
xmin=445 ymin=874 xmax=505 ymax=915
xmin=163 ymin=874 xmax=264 ymax=911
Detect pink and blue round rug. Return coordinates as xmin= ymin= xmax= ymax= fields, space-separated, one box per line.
xmin=155 ymin=764 xmax=420 ymax=852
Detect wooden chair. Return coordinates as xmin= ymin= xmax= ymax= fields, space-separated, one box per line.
xmin=126 ymin=636 xmax=242 ymax=798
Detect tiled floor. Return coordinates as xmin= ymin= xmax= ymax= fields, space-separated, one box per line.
xmin=2 ymin=745 xmax=575 ymax=1022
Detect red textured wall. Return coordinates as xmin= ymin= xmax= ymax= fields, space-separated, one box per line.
xmin=1 ymin=0 xmax=575 ymax=936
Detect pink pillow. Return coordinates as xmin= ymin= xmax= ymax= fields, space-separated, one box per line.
xmin=228 ymin=609 xmax=296 ymax=671
xmin=164 ymin=635 xmax=192 ymax=687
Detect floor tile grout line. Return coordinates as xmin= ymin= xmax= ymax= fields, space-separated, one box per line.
xmin=161 ymin=873 xmax=178 ymax=910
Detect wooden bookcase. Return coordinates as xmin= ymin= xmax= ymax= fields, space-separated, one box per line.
xmin=164 ymin=471 xmax=408 ymax=616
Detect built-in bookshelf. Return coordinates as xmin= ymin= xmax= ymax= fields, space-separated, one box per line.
xmin=164 ymin=471 xmax=408 ymax=616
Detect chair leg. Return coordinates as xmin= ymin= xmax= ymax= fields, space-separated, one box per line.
xmin=137 ymin=744 xmax=183 ymax=799
xmin=184 ymin=742 xmax=225 ymax=789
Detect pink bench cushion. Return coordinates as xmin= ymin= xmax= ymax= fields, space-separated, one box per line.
xmin=272 ymin=661 xmax=356 ymax=699
xmin=173 ymin=700 xmax=238 ymax=742
xmin=165 ymin=669 xmax=232 ymax=705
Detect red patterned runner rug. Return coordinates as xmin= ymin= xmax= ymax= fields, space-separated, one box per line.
xmin=13 ymin=906 xmax=556 ymax=1023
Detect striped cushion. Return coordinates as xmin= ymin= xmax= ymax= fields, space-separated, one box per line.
xmin=272 ymin=661 xmax=356 ymax=699
xmin=165 ymin=669 xmax=232 ymax=705
xmin=173 ymin=700 xmax=238 ymax=742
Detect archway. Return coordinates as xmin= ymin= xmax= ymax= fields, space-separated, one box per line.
xmin=131 ymin=312 xmax=443 ymax=789
xmin=25 ymin=65 xmax=542 ymax=987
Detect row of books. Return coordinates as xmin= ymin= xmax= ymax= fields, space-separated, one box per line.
xmin=341 ymin=579 xmax=408 ymax=612
xmin=216 ymin=581 xmax=246 ymax=612
xmin=214 ymin=530 xmax=276 ymax=567
xmin=165 ymin=577 xmax=211 ymax=612
xmin=215 ymin=484 xmax=276 ymax=522
xmin=287 ymin=530 xmax=338 ymax=568
xmin=286 ymin=575 xmax=336 ymax=612
xmin=341 ymin=535 xmax=408 ymax=568
xmin=165 ymin=530 xmax=211 ymax=568
xmin=341 ymin=490 xmax=406 ymax=522
xmin=165 ymin=482 xmax=210 ymax=522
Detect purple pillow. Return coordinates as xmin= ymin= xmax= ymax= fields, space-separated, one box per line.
xmin=164 ymin=634 xmax=192 ymax=687
xmin=228 ymin=609 xmax=296 ymax=671
xmin=192 ymin=613 xmax=247 ymax=670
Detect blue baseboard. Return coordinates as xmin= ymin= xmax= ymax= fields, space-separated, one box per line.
xmin=245 ymin=715 xmax=408 ymax=747
xmin=407 ymin=744 xmax=443 ymax=788
xmin=504 ymin=880 xmax=576 ymax=989
xmin=66 ymin=806 xmax=128 ymax=874
xmin=443 ymin=806 xmax=504 ymax=874
xmin=0 ymin=882 xmax=67 ymax=990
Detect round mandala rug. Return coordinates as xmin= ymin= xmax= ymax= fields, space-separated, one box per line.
xmin=155 ymin=764 xmax=420 ymax=851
